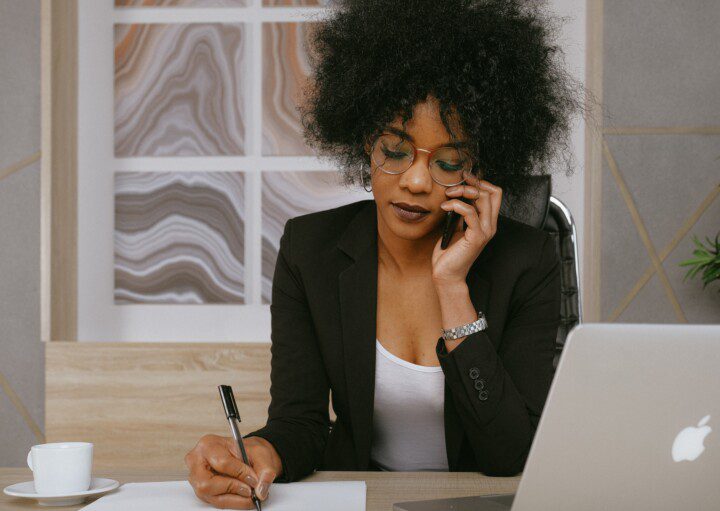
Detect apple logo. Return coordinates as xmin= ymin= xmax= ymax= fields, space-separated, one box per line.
xmin=672 ymin=415 xmax=712 ymax=462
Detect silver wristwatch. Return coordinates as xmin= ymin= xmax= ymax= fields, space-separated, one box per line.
xmin=440 ymin=311 xmax=488 ymax=341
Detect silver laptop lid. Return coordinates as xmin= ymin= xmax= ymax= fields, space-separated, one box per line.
xmin=513 ymin=323 xmax=720 ymax=511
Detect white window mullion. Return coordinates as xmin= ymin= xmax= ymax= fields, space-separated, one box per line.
xmin=114 ymin=156 xmax=337 ymax=172
xmin=112 ymin=6 xmax=331 ymax=24
xmin=247 ymin=0 xmax=264 ymax=305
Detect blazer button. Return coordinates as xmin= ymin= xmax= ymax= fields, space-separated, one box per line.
xmin=474 ymin=378 xmax=485 ymax=390
xmin=468 ymin=367 xmax=480 ymax=380
xmin=478 ymin=390 xmax=489 ymax=401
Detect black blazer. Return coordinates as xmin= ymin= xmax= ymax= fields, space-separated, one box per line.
xmin=245 ymin=199 xmax=561 ymax=482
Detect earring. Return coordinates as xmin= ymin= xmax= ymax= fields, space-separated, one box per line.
xmin=361 ymin=169 xmax=373 ymax=192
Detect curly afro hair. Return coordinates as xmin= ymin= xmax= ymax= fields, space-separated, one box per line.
xmin=299 ymin=0 xmax=589 ymax=202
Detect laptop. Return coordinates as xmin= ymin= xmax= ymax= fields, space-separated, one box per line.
xmin=394 ymin=322 xmax=720 ymax=511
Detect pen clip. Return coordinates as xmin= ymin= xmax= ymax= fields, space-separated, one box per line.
xmin=218 ymin=384 xmax=242 ymax=422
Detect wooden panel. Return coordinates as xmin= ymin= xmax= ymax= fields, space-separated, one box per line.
xmin=41 ymin=0 xmax=78 ymax=342
xmin=46 ymin=342 xmax=337 ymax=470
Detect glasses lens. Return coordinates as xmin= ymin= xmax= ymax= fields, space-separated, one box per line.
xmin=371 ymin=134 xmax=413 ymax=173
xmin=430 ymin=147 xmax=472 ymax=186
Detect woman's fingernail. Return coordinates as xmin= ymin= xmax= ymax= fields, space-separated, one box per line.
xmin=239 ymin=486 xmax=251 ymax=497
xmin=257 ymin=482 xmax=268 ymax=499
xmin=244 ymin=475 xmax=258 ymax=487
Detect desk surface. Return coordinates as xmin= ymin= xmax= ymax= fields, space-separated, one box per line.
xmin=1 ymin=468 xmax=519 ymax=510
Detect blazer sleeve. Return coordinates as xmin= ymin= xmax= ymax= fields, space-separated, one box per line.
xmin=435 ymin=233 xmax=561 ymax=476
xmin=243 ymin=218 xmax=330 ymax=483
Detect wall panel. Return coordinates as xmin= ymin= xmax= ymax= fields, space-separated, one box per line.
xmin=47 ymin=342 xmax=336 ymax=469
xmin=47 ymin=342 xmax=267 ymax=469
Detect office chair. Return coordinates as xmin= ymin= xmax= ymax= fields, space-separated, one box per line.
xmin=499 ymin=175 xmax=582 ymax=369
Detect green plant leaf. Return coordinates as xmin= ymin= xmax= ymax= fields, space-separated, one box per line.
xmin=679 ymin=230 xmax=720 ymax=290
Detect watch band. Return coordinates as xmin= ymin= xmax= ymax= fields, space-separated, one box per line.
xmin=440 ymin=311 xmax=487 ymax=341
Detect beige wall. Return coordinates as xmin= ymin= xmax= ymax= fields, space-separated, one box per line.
xmin=0 ymin=0 xmax=44 ymax=466
xmin=598 ymin=0 xmax=720 ymax=322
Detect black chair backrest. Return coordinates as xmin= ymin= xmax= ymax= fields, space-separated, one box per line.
xmin=499 ymin=175 xmax=582 ymax=368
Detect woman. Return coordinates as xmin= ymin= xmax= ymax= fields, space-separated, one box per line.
xmin=185 ymin=0 xmax=584 ymax=508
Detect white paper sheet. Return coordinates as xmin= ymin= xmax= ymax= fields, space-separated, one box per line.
xmin=79 ymin=480 xmax=366 ymax=511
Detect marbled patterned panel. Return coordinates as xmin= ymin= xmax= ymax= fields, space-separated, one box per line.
xmin=262 ymin=22 xmax=319 ymax=156
xmin=114 ymin=172 xmax=246 ymax=304
xmin=115 ymin=24 xmax=246 ymax=156
xmin=116 ymin=1 xmax=247 ymax=8
xmin=260 ymin=171 xmax=370 ymax=304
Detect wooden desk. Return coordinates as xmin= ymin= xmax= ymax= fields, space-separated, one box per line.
xmin=1 ymin=468 xmax=519 ymax=510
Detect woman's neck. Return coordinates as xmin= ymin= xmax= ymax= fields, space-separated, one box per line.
xmin=376 ymin=216 xmax=439 ymax=277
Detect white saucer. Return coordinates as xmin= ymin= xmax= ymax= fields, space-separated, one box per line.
xmin=3 ymin=477 xmax=120 ymax=506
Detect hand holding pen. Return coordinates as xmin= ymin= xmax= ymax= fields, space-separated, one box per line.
xmin=218 ymin=385 xmax=264 ymax=511
xmin=185 ymin=386 xmax=283 ymax=509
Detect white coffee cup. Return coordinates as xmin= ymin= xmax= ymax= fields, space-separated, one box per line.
xmin=26 ymin=442 xmax=93 ymax=494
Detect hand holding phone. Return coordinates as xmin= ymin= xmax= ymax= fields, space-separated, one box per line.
xmin=440 ymin=196 xmax=472 ymax=249
xmin=433 ymin=175 xmax=502 ymax=285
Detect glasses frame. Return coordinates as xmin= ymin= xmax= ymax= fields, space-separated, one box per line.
xmin=368 ymin=132 xmax=472 ymax=187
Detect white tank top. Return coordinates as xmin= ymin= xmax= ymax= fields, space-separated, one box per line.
xmin=370 ymin=339 xmax=449 ymax=471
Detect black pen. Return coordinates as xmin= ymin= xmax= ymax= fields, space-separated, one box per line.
xmin=218 ymin=385 xmax=262 ymax=511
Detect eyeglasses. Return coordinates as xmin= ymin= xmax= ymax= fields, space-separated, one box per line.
xmin=368 ymin=132 xmax=472 ymax=187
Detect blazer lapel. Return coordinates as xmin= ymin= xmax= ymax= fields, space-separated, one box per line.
xmin=337 ymin=199 xmax=495 ymax=470
xmin=338 ymin=200 xmax=379 ymax=470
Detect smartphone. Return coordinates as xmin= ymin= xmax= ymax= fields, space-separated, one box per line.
xmin=440 ymin=196 xmax=472 ymax=249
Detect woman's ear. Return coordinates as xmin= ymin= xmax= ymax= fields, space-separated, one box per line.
xmin=364 ymin=129 xmax=382 ymax=156
xmin=363 ymin=135 xmax=373 ymax=155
